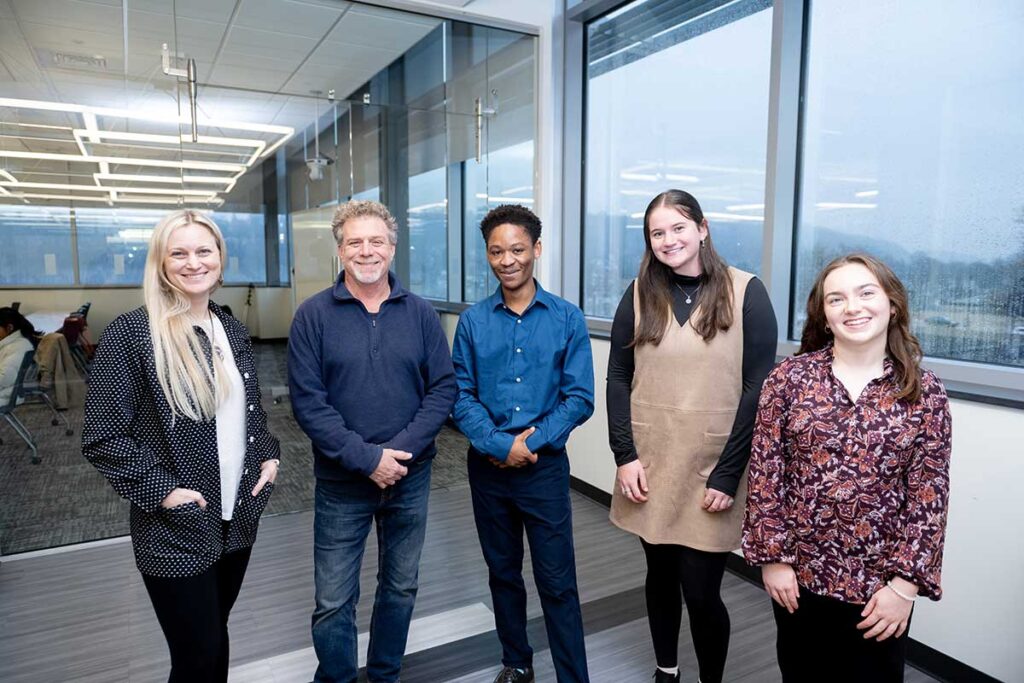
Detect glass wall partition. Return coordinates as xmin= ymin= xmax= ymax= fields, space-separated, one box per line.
xmin=0 ymin=0 xmax=537 ymax=556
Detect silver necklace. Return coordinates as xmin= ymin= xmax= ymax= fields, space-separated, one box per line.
xmin=675 ymin=282 xmax=701 ymax=305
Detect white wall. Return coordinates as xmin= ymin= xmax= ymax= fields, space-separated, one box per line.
xmin=567 ymin=337 xmax=1024 ymax=682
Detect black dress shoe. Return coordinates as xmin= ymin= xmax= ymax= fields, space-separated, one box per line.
xmin=653 ymin=669 xmax=680 ymax=683
xmin=493 ymin=665 xmax=535 ymax=683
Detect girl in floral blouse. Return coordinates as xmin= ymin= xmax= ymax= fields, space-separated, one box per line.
xmin=743 ymin=253 xmax=951 ymax=682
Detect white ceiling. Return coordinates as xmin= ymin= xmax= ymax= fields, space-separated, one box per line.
xmin=0 ymin=0 xmax=442 ymax=206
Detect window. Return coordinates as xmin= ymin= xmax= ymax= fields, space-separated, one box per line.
xmin=463 ymin=141 xmax=535 ymax=303
xmin=582 ymin=0 xmax=773 ymax=319
xmin=794 ymin=0 xmax=1024 ymax=368
xmin=1 ymin=205 xmax=270 ymax=287
xmin=0 ymin=206 xmax=74 ymax=286
xmin=75 ymin=208 xmax=161 ymax=285
xmin=408 ymin=167 xmax=448 ymax=299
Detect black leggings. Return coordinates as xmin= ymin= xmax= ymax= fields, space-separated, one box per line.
xmin=641 ymin=539 xmax=730 ymax=683
xmin=142 ymin=545 xmax=253 ymax=683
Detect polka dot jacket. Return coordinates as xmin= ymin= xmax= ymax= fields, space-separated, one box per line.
xmin=82 ymin=302 xmax=280 ymax=578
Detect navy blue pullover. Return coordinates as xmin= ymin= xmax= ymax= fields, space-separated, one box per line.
xmin=288 ymin=272 xmax=456 ymax=482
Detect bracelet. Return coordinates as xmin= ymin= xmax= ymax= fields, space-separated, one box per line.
xmin=886 ymin=580 xmax=917 ymax=602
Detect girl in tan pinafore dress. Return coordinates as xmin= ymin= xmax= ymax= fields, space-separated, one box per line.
xmin=606 ymin=190 xmax=777 ymax=683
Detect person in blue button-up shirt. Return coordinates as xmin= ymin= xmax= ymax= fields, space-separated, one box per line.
xmin=453 ymin=204 xmax=595 ymax=683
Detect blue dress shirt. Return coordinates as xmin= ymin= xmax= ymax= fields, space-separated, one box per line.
xmin=452 ymin=281 xmax=595 ymax=461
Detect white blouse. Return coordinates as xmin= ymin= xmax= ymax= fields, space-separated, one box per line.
xmin=196 ymin=315 xmax=247 ymax=520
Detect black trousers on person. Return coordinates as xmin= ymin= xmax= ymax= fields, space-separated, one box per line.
xmin=640 ymin=539 xmax=731 ymax=683
xmin=771 ymin=587 xmax=912 ymax=683
xmin=142 ymin=528 xmax=253 ymax=683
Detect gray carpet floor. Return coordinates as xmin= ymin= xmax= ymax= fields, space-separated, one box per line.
xmin=0 ymin=342 xmax=471 ymax=555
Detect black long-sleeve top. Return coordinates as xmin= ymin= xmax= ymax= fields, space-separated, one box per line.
xmin=606 ymin=273 xmax=778 ymax=496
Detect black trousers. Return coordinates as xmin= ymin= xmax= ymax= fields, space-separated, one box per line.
xmin=640 ymin=539 xmax=730 ymax=683
xmin=772 ymin=587 xmax=912 ymax=683
xmin=142 ymin=536 xmax=253 ymax=683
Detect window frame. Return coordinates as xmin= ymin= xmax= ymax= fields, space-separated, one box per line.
xmin=566 ymin=0 xmax=1024 ymax=407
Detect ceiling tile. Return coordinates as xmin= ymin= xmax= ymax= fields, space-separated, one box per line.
xmin=232 ymin=0 xmax=345 ymax=40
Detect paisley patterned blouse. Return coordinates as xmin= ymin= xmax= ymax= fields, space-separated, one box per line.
xmin=742 ymin=345 xmax=951 ymax=604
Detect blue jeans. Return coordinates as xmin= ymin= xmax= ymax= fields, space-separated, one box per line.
xmin=468 ymin=449 xmax=590 ymax=683
xmin=312 ymin=459 xmax=431 ymax=683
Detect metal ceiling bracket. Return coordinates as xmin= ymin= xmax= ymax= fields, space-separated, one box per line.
xmin=162 ymin=43 xmax=199 ymax=143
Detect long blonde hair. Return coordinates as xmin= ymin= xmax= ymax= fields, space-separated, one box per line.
xmin=143 ymin=210 xmax=230 ymax=421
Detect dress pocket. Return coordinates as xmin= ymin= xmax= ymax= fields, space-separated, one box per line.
xmin=696 ymin=432 xmax=731 ymax=478
xmin=631 ymin=422 xmax=652 ymax=469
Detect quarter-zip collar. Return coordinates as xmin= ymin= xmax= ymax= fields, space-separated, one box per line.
xmin=332 ymin=270 xmax=409 ymax=308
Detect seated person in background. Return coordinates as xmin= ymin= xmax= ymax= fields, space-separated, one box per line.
xmin=0 ymin=307 xmax=40 ymax=405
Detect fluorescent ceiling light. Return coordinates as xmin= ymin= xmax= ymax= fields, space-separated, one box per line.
xmin=0 ymin=97 xmax=293 ymax=207
xmin=664 ymin=174 xmax=699 ymax=183
xmin=704 ymin=211 xmax=764 ymax=222
xmin=0 ymin=150 xmax=246 ymax=172
xmin=815 ymin=202 xmax=877 ymax=210
xmin=724 ymin=203 xmax=765 ymax=212
xmin=1 ymin=181 xmax=217 ymax=199
xmin=73 ymin=130 xmax=267 ymax=166
xmin=93 ymin=173 xmax=234 ymax=185
xmin=854 ymin=190 xmax=879 ymax=198
xmin=9 ymin=192 xmax=221 ymax=205
xmin=0 ymin=98 xmax=293 ymax=136
xmin=620 ymin=173 xmax=659 ymax=182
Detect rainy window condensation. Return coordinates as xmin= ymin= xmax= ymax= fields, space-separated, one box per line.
xmin=794 ymin=0 xmax=1024 ymax=368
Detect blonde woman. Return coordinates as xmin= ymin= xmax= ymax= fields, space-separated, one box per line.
xmin=83 ymin=209 xmax=280 ymax=683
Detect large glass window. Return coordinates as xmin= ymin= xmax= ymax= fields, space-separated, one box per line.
xmin=795 ymin=0 xmax=1024 ymax=368
xmin=582 ymin=0 xmax=772 ymax=318
xmin=462 ymin=141 xmax=535 ymax=303
xmin=408 ymin=167 xmax=448 ymax=299
xmin=75 ymin=208 xmax=161 ymax=285
xmin=0 ymin=207 xmax=75 ymax=286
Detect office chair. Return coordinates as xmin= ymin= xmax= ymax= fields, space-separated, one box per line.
xmin=75 ymin=302 xmax=91 ymax=322
xmin=21 ymin=355 xmax=73 ymax=437
xmin=0 ymin=350 xmax=41 ymax=464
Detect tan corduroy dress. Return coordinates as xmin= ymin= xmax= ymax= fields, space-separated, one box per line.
xmin=610 ymin=267 xmax=753 ymax=552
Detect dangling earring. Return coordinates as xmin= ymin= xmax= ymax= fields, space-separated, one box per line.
xmin=824 ymin=325 xmax=832 ymax=334
xmin=700 ymin=239 xmax=706 ymax=248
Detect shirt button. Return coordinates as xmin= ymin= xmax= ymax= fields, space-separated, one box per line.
xmin=243 ymin=372 xmax=250 ymax=379
xmin=515 ymin=377 xmax=522 ymax=383
xmin=248 ymin=405 xmax=255 ymax=412
xmin=516 ymin=319 xmax=522 ymax=324
xmin=248 ymin=436 xmax=255 ymax=443
xmin=516 ymin=348 xmax=522 ymax=353
xmin=515 ymin=406 xmax=521 ymax=412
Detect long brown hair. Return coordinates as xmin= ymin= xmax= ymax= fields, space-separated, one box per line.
xmin=632 ymin=189 xmax=734 ymax=346
xmin=798 ymin=253 xmax=923 ymax=402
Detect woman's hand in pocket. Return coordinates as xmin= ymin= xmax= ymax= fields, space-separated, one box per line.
xmin=160 ymin=488 xmax=207 ymax=509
